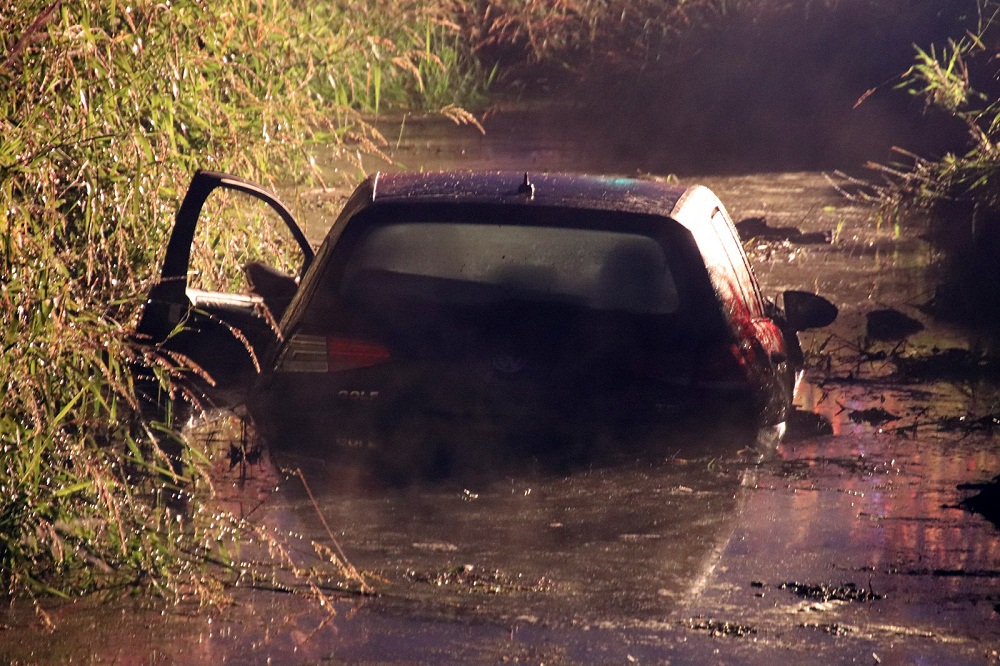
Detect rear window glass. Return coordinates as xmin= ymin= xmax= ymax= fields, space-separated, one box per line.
xmin=342 ymin=222 xmax=681 ymax=314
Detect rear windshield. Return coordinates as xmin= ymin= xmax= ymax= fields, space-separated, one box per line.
xmin=341 ymin=222 xmax=680 ymax=314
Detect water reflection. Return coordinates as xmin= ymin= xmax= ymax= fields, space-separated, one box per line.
xmin=261 ymin=452 xmax=749 ymax=625
xmin=689 ymin=377 xmax=1000 ymax=648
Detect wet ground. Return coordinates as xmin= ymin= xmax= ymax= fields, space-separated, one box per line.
xmin=4 ymin=114 xmax=1000 ymax=664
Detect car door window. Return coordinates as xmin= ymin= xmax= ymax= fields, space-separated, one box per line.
xmin=188 ymin=187 xmax=307 ymax=298
xmin=136 ymin=171 xmax=313 ymax=407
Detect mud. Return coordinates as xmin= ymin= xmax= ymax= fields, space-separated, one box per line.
xmin=3 ymin=116 xmax=1000 ymax=664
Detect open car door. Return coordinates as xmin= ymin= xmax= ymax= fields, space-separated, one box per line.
xmin=134 ymin=171 xmax=314 ymax=412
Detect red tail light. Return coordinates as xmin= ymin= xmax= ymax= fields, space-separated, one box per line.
xmin=277 ymin=334 xmax=391 ymax=373
xmin=325 ymin=336 xmax=391 ymax=372
xmin=695 ymin=342 xmax=749 ymax=389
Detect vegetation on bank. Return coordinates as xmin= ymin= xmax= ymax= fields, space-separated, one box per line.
xmin=871 ymin=1 xmax=1000 ymax=212
xmin=0 ymin=0 xmax=490 ymax=600
xmin=454 ymin=0 xmax=753 ymax=74
xmin=865 ymin=0 xmax=1000 ymax=333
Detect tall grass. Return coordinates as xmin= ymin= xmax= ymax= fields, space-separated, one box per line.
xmin=862 ymin=1 xmax=1000 ymax=335
xmin=453 ymin=0 xmax=758 ymax=74
xmin=0 ymin=0 xmax=488 ymax=600
xmin=868 ymin=1 xmax=1000 ymax=214
xmin=297 ymin=0 xmax=491 ymax=115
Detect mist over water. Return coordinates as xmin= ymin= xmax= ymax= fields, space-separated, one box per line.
xmin=485 ymin=0 xmax=975 ymax=175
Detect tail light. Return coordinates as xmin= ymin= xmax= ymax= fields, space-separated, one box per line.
xmin=276 ymin=334 xmax=391 ymax=373
xmin=326 ymin=336 xmax=392 ymax=372
xmin=695 ymin=342 xmax=749 ymax=390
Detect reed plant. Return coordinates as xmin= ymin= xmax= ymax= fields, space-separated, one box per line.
xmin=868 ymin=2 xmax=1000 ymax=214
xmin=859 ymin=1 xmax=1000 ymax=335
xmin=0 ymin=0 xmax=489 ymax=601
xmin=453 ymin=0 xmax=758 ymax=74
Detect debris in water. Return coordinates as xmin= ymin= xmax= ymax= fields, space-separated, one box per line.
xmin=958 ymin=474 xmax=1000 ymax=528
xmin=411 ymin=541 xmax=459 ymax=552
xmin=800 ymin=622 xmax=852 ymax=636
xmin=894 ymin=347 xmax=1000 ymax=381
xmin=405 ymin=566 xmax=553 ymax=594
xmin=848 ymin=407 xmax=900 ymax=426
xmin=736 ymin=216 xmax=831 ymax=244
xmin=787 ymin=409 xmax=834 ymax=439
xmin=779 ymin=581 xmax=884 ymax=602
xmin=937 ymin=414 xmax=1000 ymax=435
xmin=865 ymin=308 xmax=923 ymax=342
xmin=682 ymin=617 xmax=757 ymax=637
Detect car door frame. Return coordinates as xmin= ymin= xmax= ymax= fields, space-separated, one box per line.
xmin=134 ymin=170 xmax=314 ymax=409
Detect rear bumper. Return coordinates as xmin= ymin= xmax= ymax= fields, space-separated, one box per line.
xmin=248 ymin=371 xmax=763 ymax=462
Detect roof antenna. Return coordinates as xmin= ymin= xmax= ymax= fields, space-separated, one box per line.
xmin=517 ymin=172 xmax=535 ymax=199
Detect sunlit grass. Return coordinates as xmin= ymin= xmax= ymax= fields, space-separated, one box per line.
xmin=452 ymin=0 xmax=774 ymax=72
xmin=0 ymin=0 xmax=486 ymax=602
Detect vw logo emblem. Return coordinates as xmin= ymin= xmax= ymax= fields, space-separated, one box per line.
xmin=492 ymin=353 xmax=526 ymax=374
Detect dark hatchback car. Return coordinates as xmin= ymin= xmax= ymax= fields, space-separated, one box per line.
xmin=135 ymin=170 xmax=836 ymax=475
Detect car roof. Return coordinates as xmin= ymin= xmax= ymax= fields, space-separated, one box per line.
xmin=366 ymin=171 xmax=693 ymax=219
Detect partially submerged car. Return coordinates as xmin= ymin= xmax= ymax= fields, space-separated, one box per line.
xmin=135 ymin=170 xmax=836 ymax=475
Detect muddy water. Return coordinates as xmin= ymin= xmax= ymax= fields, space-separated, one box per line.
xmin=4 ymin=115 xmax=1000 ymax=664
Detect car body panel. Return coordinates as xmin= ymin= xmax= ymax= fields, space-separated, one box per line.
xmin=255 ymin=172 xmax=790 ymax=451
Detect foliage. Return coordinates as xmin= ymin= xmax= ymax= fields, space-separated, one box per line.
xmin=452 ymin=0 xmax=765 ymax=74
xmin=0 ymin=0 xmax=485 ymax=600
xmin=857 ymin=1 xmax=1000 ymax=336
xmin=869 ymin=1 xmax=1000 ymax=213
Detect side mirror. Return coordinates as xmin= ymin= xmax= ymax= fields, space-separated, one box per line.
xmin=244 ymin=261 xmax=299 ymax=321
xmin=783 ymin=290 xmax=838 ymax=331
